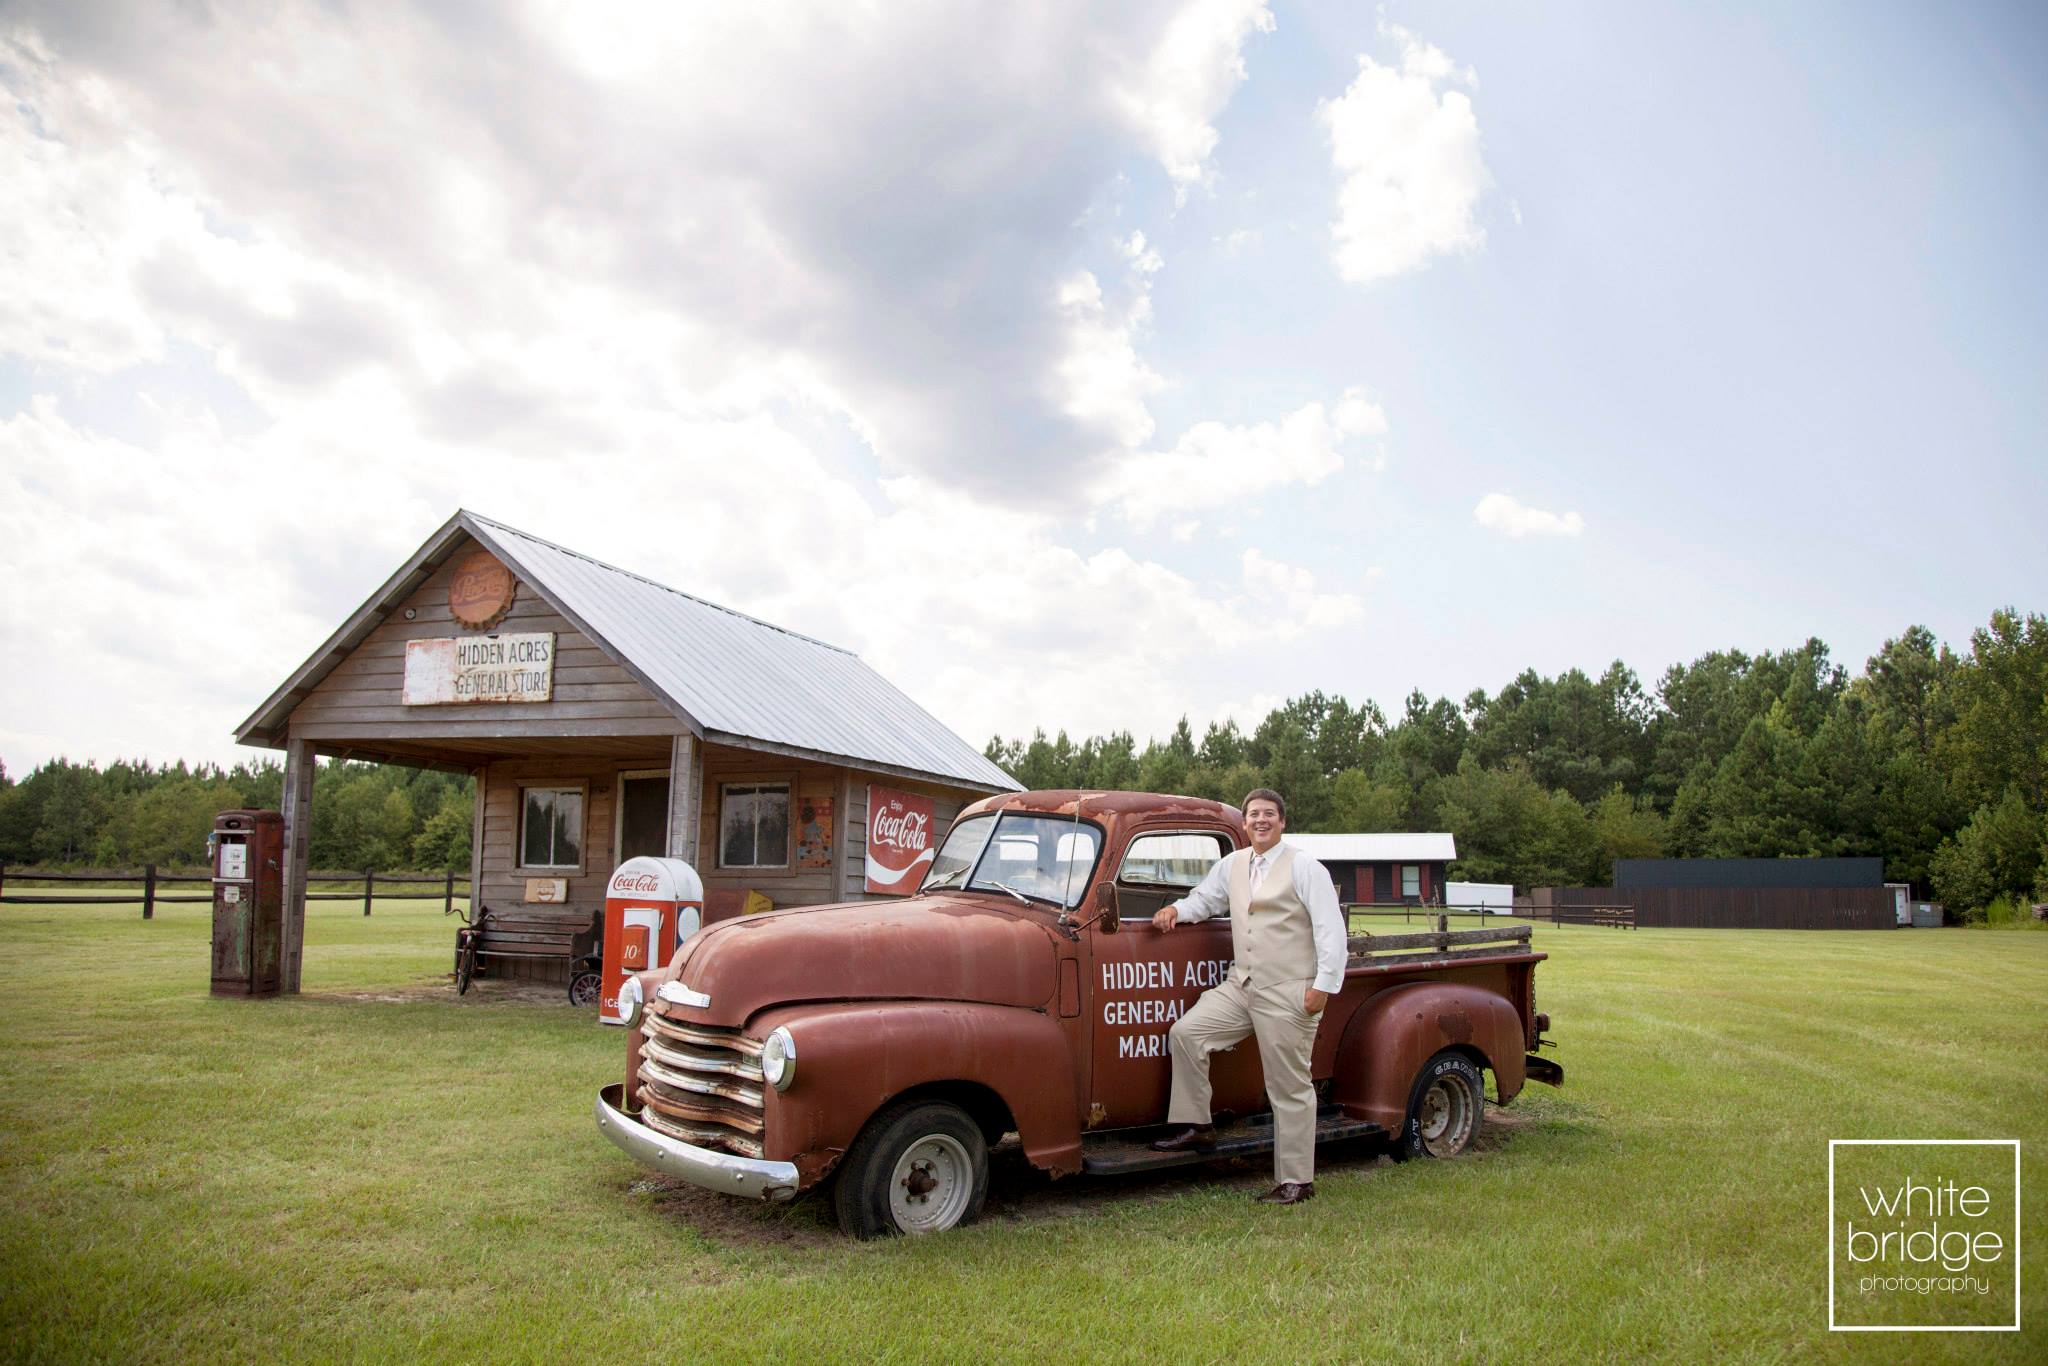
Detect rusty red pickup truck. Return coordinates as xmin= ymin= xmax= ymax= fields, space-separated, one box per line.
xmin=595 ymin=790 xmax=1562 ymax=1236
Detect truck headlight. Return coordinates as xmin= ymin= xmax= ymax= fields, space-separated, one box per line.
xmin=761 ymin=1026 xmax=797 ymax=1092
xmin=618 ymin=975 xmax=645 ymax=1028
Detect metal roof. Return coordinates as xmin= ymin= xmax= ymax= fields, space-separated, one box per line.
xmin=238 ymin=510 xmax=1019 ymax=793
xmin=1286 ymin=832 xmax=1458 ymax=862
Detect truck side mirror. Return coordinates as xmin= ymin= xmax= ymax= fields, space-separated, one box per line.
xmin=1095 ymin=883 xmax=1119 ymax=933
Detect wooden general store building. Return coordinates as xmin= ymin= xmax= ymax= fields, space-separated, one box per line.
xmin=236 ymin=510 xmax=1018 ymax=991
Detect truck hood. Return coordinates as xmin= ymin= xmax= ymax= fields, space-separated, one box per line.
xmin=664 ymin=895 xmax=1059 ymax=1027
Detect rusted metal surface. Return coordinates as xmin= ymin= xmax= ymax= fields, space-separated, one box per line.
xmin=210 ymin=810 xmax=284 ymax=997
xmin=447 ymin=549 xmax=518 ymax=629
xmin=1329 ymin=980 xmax=1534 ymax=1132
xmin=602 ymin=788 xmax=1558 ymax=1214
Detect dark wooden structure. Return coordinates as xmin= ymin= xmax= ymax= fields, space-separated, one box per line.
xmin=235 ymin=511 xmax=1018 ymax=992
xmin=1535 ymin=884 xmax=1894 ymax=930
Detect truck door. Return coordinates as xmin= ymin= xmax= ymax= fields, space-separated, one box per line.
xmin=1087 ymin=828 xmax=1263 ymax=1128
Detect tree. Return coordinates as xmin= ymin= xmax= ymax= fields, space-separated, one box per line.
xmin=1861 ymin=625 xmax=1958 ymax=760
xmin=1930 ymin=788 xmax=2044 ymax=918
xmin=1942 ymin=609 xmax=2048 ymax=810
xmin=1388 ymin=691 xmax=1468 ymax=787
xmin=1328 ymin=770 xmax=1410 ymax=832
xmin=1136 ymin=717 xmax=1197 ymax=794
xmin=29 ymin=761 xmax=99 ymax=864
xmin=1590 ymin=787 xmax=1665 ymax=883
xmin=1258 ymin=720 xmax=1327 ymax=830
xmin=1431 ymin=758 xmax=1596 ymax=888
xmin=411 ymin=787 xmax=475 ymax=871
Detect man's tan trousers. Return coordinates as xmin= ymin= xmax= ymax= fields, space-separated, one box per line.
xmin=1165 ymin=974 xmax=1321 ymax=1186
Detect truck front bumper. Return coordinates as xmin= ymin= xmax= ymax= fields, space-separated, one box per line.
xmin=595 ymin=1083 xmax=800 ymax=1201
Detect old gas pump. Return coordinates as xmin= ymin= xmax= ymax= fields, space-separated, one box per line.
xmin=211 ymin=809 xmax=285 ymax=997
xmin=600 ymin=856 xmax=703 ymax=1024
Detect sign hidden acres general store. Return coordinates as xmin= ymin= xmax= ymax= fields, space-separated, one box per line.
xmin=402 ymin=633 xmax=556 ymax=705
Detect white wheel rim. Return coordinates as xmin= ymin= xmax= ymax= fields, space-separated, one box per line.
xmin=1419 ymin=1076 xmax=1474 ymax=1155
xmin=888 ymin=1134 xmax=974 ymax=1233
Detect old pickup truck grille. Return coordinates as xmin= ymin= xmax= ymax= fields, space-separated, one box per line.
xmin=635 ymin=1014 xmax=766 ymax=1160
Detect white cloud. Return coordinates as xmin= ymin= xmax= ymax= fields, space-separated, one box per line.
xmin=1473 ymin=492 xmax=1585 ymax=538
xmin=1115 ymin=0 xmax=1276 ymax=194
xmin=1122 ymin=230 xmax=1165 ymax=274
xmin=1053 ymin=270 xmax=1165 ymax=450
xmin=1095 ymin=389 xmax=1385 ymax=525
xmin=0 ymin=2 xmax=1387 ymax=771
xmin=1320 ymin=23 xmax=1492 ymax=285
xmin=0 ymin=2 xmax=1283 ymax=500
xmin=1238 ymin=548 xmax=1367 ymax=629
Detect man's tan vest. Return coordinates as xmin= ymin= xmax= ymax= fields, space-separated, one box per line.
xmin=1224 ymin=844 xmax=1318 ymax=987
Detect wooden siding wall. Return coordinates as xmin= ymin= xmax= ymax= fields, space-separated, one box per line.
xmin=289 ymin=549 xmax=685 ymax=745
xmin=1336 ymin=860 xmax=1448 ymax=905
xmin=695 ymin=753 xmax=973 ymax=910
xmin=477 ymin=756 xmax=621 ymax=981
xmin=832 ymin=777 xmax=970 ymax=905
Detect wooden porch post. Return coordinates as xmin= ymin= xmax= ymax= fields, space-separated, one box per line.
xmin=468 ymin=765 xmax=486 ymax=915
xmin=279 ymin=736 xmax=315 ymax=994
xmin=834 ymin=769 xmax=855 ymax=901
xmin=666 ymin=734 xmax=702 ymax=869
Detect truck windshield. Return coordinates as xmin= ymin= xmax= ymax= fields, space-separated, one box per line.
xmin=920 ymin=812 xmax=1104 ymax=909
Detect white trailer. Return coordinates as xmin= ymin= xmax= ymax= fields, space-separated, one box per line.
xmin=1446 ymin=880 xmax=1515 ymax=915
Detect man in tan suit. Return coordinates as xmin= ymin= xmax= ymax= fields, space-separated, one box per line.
xmin=1148 ymin=788 xmax=1347 ymax=1205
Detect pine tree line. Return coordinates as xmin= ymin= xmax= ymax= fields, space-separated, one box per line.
xmin=0 ymin=758 xmax=474 ymax=873
xmin=7 ymin=610 xmax=2041 ymax=918
xmin=985 ymin=610 xmax=2048 ymax=921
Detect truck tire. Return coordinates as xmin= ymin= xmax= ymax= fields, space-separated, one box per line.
xmin=1399 ymin=1051 xmax=1484 ymax=1160
xmin=833 ymin=1099 xmax=988 ymax=1239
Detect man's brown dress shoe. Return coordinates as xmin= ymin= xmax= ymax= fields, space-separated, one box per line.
xmin=1149 ymin=1125 xmax=1217 ymax=1153
xmin=1256 ymin=1182 xmax=1315 ymax=1205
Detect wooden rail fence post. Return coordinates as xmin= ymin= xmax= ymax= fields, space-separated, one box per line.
xmin=144 ymin=864 xmax=157 ymax=920
xmin=444 ymin=869 xmax=455 ymax=916
xmin=363 ymin=867 xmax=374 ymax=917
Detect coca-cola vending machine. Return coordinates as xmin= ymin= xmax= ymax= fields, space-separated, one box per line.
xmin=600 ymin=856 xmax=703 ymax=1025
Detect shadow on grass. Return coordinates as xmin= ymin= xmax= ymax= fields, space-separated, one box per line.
xmin=628 ymin=1101 xmax=1572 ymax=1248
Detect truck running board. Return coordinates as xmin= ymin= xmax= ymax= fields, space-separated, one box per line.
xmin=1081 ymin=1107 xmax=1386 ymax=1176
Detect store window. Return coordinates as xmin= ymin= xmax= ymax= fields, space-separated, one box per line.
xmin=720 ymin=782 xmax=790 ymax=868
xmin=520 ymin=787 xmax=584 ymax=869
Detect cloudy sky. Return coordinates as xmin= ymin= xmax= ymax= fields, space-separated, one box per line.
xmin=3 ymin=1 xmax=2044 ymax=774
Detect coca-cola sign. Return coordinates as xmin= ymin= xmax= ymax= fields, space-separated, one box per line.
xmin=611 ymin=871 xmax=662 ymax=895
xmin=865 ymin=785 xmax=938 ymax=894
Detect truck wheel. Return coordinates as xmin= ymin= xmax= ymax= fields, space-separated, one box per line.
xmin=833 ymin=1100 xmax=988 ymax=1239
xmin=1400 ymin=1051 xmax=1484 ymax=1160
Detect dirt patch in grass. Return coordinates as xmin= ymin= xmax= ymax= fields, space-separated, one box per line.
xmin=316 ymin=979 xmax=572 ymax=1007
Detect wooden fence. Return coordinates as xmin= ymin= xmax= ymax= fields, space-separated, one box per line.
xmin=1343 ymin=902 xmax=1524 ymax=926
xmin=0 ymin=865 xmax=471 ymax=920
xmin=1534 ymin=884 xmax=1893 ymax=930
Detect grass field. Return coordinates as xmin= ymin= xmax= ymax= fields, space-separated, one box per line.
xmin=1 ymin=896 xmax=2042 ymax=1365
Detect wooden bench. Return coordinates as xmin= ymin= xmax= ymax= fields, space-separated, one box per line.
xmin=455 ymin=905 xmax=603 ymax=1002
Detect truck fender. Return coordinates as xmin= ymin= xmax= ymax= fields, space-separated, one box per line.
xmin=753 ymin=1001 xmax=1084 ymax=1184
xmin=1329 ymin=981 xmax=1528 ymax=1133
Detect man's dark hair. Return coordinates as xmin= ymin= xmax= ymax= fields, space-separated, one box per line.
xmin=1242 ymin=788 xmax=1287 ymax=822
